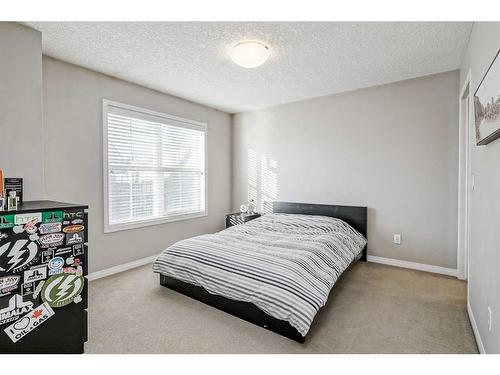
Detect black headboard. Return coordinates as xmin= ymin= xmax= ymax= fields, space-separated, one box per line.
xmin=272 ymin=201 xmax=368 ymax=261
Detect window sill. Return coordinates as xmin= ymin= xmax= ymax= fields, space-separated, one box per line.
xmin=104 ymin=211 xmax=208 ymax=233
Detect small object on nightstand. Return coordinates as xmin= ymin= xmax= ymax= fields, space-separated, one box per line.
xmin=7 ymin=191 xmax=17 ymax=211
xmin=226 ymin=212 xmax=261 ymax=228
xmin=247 ymin=199 xmax=256 ymax=215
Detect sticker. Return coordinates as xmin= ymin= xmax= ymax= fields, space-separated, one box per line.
xmin=23 ymin=218 xmax=39 ymax=235
xmin=42 ymin=211 xmax=63 ymax=223
xmin=0 ymin=275 xmax=20 ymax=290
xmin=0 ymin=233 xmax=7 ymax=241
xmin=0 ymin=285 xmax=18 ymax=297
xmin=13 ymin=225 xmax=24 ymax=234
xmin=72 ymin=219 xmax=84 ymax=225
xmin=47 ymin=256 xmax=64 ymax=276
xmin=75 ymin=265 xmax=83 ymax=277
xmin=63 ymin=211 xmax=84 ymax=220
xmin=65 ymin=231 xmax=84 ymax=245
xmin=55 ymin=247 xmax=72 ymax=256
xmin=24 ymin=267 xmax=47 ymax=283
xmin=41 ymin=273 xmax=84 ymax=308
xmin=21 ymin=282 xmax=34 ymax=296
xmin=0 ymin=215 xmax=15 ymax=229
xmin=63 ymin=267 xmax=77 ymax=274
xmin=40 ymin=249 xmax=54 ymax=263
xmin=33 ymin=280 xmax=45 ymax=299
xmin=0 ymin=294 xmax=34 ymax=325
xmin=4 ymin=302 xmax=54 ymax=343
xmin=63 ymin=224 xmax=85 ymax=234
xmin=39 ymin=222 xmax=62 ymax=234
xmin=72 ymin=244 xmax=85 ymax=257
xmin=66 ymin=256 xmax=81 ymax=267
xmin=0 ymin=238 xmax=39 ymax=273
xmin=0 ymin=275 xmax=21 ymax=297
xmin=39 ymin=233 xmax=65 ymax=248
xmin=14 ymin=213 xmax=42 ymax=226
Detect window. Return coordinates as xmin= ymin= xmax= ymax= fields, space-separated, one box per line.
xmin=103 ymin=100 xmax=207 ymax=232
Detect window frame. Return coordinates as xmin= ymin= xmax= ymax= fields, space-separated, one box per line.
xmin=102 ymin=99 xmax=208 ymax=233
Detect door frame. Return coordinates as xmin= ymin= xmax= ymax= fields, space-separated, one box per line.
xmin=457 ymin=70 xmax=472 ymax=281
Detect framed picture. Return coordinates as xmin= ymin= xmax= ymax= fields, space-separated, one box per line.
xmin=474 ymin=49 xmax=500 ymax=145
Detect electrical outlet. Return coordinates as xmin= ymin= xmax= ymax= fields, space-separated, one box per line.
xmin=488 ymin=306 xmax=493 ymax=332
xmin=393 ymin=234 xmax=401 ymax=245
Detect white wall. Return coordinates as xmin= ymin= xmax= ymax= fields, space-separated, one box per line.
xmin=42 ymin=57 xmax=232 ymax=273
xmin=460 ymin=22 xmax=500 ymax=353
xmin=233 ymin=71 xmax=459 ymax=269
xmin=0 ymin=23 xmax=44 ymax=200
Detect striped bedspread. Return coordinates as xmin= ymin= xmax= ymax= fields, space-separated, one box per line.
xmin=153 ymin=213 xmax=367 ymax=336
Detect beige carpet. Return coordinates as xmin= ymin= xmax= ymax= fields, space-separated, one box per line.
xmin=85 ymin=261 xmax=478 ymax=354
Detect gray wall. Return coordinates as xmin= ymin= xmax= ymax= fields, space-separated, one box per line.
xmin=42 ymin=57 xmax=232 ymax=273
xmin=460 ymin=22 xmax=500 ymax=353
xmin=233 ymin=71 xmax=459 ymax=269
xmin=0 ymin=23 xmax=44 ymax=200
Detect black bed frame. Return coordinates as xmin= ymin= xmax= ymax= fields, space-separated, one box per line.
xmin=160 ymin=201 xmax=368 ymax=343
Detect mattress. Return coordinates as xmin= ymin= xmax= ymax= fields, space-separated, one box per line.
xmin=153 ymin=213 xmax=367 ymax=336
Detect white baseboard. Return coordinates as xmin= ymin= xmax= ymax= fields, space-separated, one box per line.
xmin=367 ymin=255 xmax=458 ymax=277
xmin=467 ymin=301 xmax=486 ymax=354
xmin=87 ymin=255 xmax=157 ymax=281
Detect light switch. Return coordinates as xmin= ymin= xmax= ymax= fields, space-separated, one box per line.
xmin=393 ymin=234 xmax=401 ymax=245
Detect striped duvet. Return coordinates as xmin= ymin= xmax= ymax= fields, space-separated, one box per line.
xmin=153 ymin=213 xmax=367 ymax=336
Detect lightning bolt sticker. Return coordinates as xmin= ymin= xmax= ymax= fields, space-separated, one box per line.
xmin=7 ymin=240 xmax=28 ymax=271
xmin=54 ymin=275 xmax=73 ymax=302
xmin=41 ymin=274 xmax=84 ymax=308
xmin=0 ymin=239 xmax=38 ymax=273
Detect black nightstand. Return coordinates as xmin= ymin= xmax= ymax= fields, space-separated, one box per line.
xmin=225 ymin=212 xmax=261 ymax=228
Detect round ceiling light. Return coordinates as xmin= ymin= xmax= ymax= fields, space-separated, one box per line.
xmin=229 ymin=40 xmax=270 ymax=68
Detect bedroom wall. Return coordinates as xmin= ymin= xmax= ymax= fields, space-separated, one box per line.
xmin=232 ymin=70 xmax=459 ymax=269
xmin=0 ymin=23 xmax=44 ymax=200
xmin=459 ymin=22 xmax=500 ymax=353
xmin=42 ymin=56 xmax=232 ymax=273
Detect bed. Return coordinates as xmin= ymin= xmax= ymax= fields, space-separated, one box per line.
xmin=153 ymin=201 xmax=367 ymax=343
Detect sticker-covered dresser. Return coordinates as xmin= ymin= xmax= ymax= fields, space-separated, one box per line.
xmin=0 ymin=201 xmax=88 ymax=353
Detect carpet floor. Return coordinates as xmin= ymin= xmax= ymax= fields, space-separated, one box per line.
xmin=85 ymin=261 xmax=478 ymax=354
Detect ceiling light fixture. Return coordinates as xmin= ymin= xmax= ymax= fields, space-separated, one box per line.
xmin=229 ymin=40 xmax=270 ymax=68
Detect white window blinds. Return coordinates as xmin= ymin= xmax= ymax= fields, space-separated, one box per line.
xmin=104 ymin=101 xmax=206 ymax=232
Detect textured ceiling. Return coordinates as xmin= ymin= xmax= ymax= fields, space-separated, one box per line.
xmin=25 ymin=22 xmax=472 ymax=113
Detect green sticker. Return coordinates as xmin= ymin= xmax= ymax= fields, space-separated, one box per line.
xmin=42 ymin=211 xmax=63 ymax=223
xmin=0 ymin=214 xmax=15 ymax=229
xmin=41 ymin=273 xmax=84 ymax=308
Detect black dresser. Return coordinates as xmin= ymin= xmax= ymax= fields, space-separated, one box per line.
xmin=0 ymin=201 xmax=88 ymax=353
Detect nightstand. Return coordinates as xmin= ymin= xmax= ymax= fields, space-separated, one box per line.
xmin=225 ymin=212 xmax=261 ymax=228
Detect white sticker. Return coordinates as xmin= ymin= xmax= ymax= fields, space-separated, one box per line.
xmin=0 ymin=275 xmax=20 ymax=290
xmin=0 ymin=294 xmax=34 ymax=325
xmin=39 ymin=222 xmax=62 ymax=235
xmin=4 ymin=302 xmax=55 ymax=343
xmin=0 ymin=276 xmax=21 ymax=297
xmin=13 ymin=225 xmax=24 ymax=234
xmin=24 ymin=267 xmax=47 ymax=283
xmin=65 ymin=232 xmax=84 ymax=245
xmin=0 ymin=238 xmax=39 ymax=273
xmin=14 ymin=213 xmax=42 ymax=226
xmin=39 ymin=233 xmax=65 ymax=248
